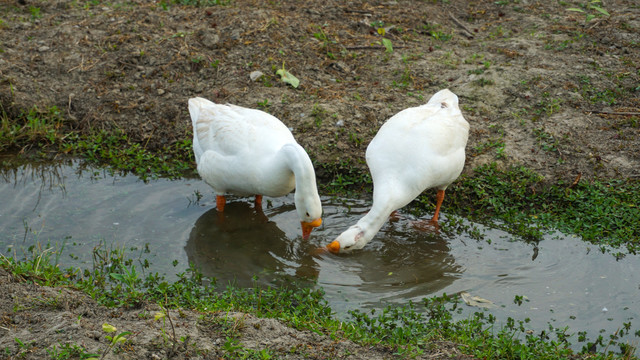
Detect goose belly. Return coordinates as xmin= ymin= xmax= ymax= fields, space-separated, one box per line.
xmin=197 ymin=151 xmax=295 ymax=197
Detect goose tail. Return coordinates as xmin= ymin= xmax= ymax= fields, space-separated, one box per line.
xmin=188 ymin=97 xmax=210 ymax=128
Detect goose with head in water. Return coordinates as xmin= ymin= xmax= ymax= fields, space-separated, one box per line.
xmin=326 ymin=89 xmax=469 ymax=253
xmin=188 ymin=97 xmax=323 ymax=239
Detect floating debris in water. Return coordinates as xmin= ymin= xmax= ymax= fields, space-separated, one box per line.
xmin=461 ymin=291 xmax=495 ymax=308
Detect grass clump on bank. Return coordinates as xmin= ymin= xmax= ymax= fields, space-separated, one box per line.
xmin=0 ymin=104 xmax=65 ymax=152
xmin=61 ymin=130 xmax=195 ymax=181
xmin=1 ymin=104 xmax=195 ymax=180
xmin=444 ymin=163 xmax=640 ymax=254
xmin=1 ymin=246 xmax=637 ymax=359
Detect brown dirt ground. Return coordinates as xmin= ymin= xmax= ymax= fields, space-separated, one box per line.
xmin=1 ymin=0 xmax=639 ymax=358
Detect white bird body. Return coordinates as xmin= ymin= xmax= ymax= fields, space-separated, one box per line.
xmin=188 ymin=97 xmax=323 ymax=238
xmin=328 ymin=89 xmax=469 ymax=252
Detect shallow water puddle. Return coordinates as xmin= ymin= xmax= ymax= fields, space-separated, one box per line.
xmin=1 ymin=161 xmax=638 ymax=346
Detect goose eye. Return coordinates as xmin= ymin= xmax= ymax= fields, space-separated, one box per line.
xmin=440 ymin=102 xmax=448 ymax=108
xmin=305 ymin=212 xmax=310 ymax=217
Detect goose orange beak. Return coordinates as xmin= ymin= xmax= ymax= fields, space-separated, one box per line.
xmin=326 ymin=240 xmax=340 ymax=254
xmin=301 ymin=218 xmax=322 ymax=239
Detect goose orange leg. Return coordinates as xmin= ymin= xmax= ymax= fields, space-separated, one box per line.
xmin=428 ymin=189 xmax=445 ymax=226
xmin=411 ymin=189 xmax=445 ymax=231
xmin=216 ymin=195 xmax=226 ymax=212
xmin=255 ymin=195 xmax=263 ymax=208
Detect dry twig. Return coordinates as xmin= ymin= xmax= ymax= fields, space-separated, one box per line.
xmin=448 ymin=12 xmax=474 ymax=39
xmin=588 ymin=110 xmax=640 ymax=116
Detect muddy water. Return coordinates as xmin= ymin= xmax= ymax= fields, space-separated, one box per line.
xmin=1 ymin=161 xmax=638 ymax=347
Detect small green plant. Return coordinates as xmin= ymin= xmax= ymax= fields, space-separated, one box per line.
xmin=14 ymin=337 xmax=36 ymax=352
xmin=47 ymin=342 xmax=99 ymax=360
xmin=468 ymin=61 xmax=492 ymax=75
xmin=59 ymin=130 xmax=194 ymax=181
xmin=488 ymin=25 xmax=509 ymax=39
xmin=154 ymin=306 xmax=179 ymax=353
xmin=222 ymin=337 xmax=243 ymax=357
xmin=438 ymin=51 xmax=459 ymax=69
xmin=312 ymin=25 xmax=338 ymax=58
xmin=172 ymin=0 xmax=228 ymax=6
xmin=423 ymin=23 xmax=452 ymax=42
xmin=109 ymin=264 xmax=141 ymax=292
xmin=464 ymin=53 xmax=484 ymax=64
xmin=472 ymin=78 xmax=495 ymax=87
xmin=533 ymin=92 xmax=562 ymax=119
xmin=473 ymin=139 xmax=506 ymax=158
xmin=29 ymin=6 xmax=42 ymax=20
xmin=313 ymin=28 xmax=329 ymax=42
xmin=392 ymin=67 xmax=413 ymax=89
xmin=533 ymin=127 xmax=559 ymax=153
xmin=578 ymin=76 xmax=620 ymax=105
xmin=96 ymin=323 xmax=131 ymax=360
xmin=188 ymin=189 xmax=203 ymax=205
xmin=370 ymin=20 xmax=385 ymax=29
xmin=513 ymin=295 xmax=529 ymax=306
xmin=566 ymin=0 xmax=610 ymax=22
xmin=348 ymin=132 xmax=363 ymax=147
xmin=256 ymin=99 xmax=270 ymax=111
xmin=310 ymin=103 xmax=326 ymax=127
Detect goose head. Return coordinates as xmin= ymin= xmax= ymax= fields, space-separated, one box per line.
xmin=326 ymin=225 xmax=368 ymax=253
xmin=296 ymin=192 xmax=322 ymax=239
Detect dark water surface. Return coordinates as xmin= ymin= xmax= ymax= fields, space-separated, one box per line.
xmin=1 ymin=161 xmax=638 ymax=347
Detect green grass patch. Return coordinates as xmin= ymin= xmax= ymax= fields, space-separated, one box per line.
xmin=61 ymin=130 xmax=195 ymax=181
xmin=444 ymin=163 xmax=639 ymax=254
xmin=317 ymin=159 xmax=372 ymax=196
xmin=1 ymin=104 xmax=195 ymax=180
xmin=0 ymin=104 xmax=65 ymax=152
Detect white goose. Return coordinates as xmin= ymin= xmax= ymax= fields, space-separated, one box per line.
xmin=327 ymin=89 xmax=469 ymax=253
xmin=188 ymin=97 xmax=323 ymax=239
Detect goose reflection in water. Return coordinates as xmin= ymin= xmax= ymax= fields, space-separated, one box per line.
xmin=184 ymin=200 xmax=321 ymax=289
xmin=185 ymin=198 xmax=463 ymax=307
xmin=317 ymin=215 xmax=464 ymax=306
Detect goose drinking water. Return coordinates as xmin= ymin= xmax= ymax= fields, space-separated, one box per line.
xmin=188 ymin=97 xmax=323 ymax=239
xmin=327 ymin=89 xmax=469 ymax=253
